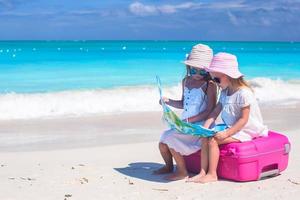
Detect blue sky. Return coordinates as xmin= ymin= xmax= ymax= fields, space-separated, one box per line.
xmin=0 ymin=0 xmax=299 ymax=41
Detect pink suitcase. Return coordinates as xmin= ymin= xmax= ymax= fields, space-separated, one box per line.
xmin=184 ymin=131 xmax=291 ymax=182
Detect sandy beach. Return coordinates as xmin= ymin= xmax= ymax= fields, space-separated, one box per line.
xmin=0 ymin=104 xmax=300 ymax=200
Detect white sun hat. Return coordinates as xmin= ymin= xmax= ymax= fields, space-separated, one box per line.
xmin=183 ymin=44 xmax=213 ymax=69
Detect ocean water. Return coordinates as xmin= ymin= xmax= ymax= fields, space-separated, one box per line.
xmin=0 ymin=41 xmax=300 ymax=120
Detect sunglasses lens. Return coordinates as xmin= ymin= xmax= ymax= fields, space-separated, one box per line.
xmin=190 ymin=67 xmax=208 ymax=76
xmin=190 ymin=68 xmax=197 ymax=75
xmin=200 ymin=69 xmax=208 ymax=76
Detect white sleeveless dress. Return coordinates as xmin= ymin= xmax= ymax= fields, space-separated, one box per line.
xmin=160 ymin=83 xmax=208 ymax=156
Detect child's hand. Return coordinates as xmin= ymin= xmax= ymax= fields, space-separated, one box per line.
xmin=159 ymin=97 xmax=169 ymax=105
xmin=182 ymin=118 xmax=188 ymax=122
xmin=214 ymin=130 xmax=229 ymax=141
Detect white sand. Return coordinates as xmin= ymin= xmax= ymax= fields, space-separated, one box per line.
xmin=0 ymin=105 xmax=300 ymax=199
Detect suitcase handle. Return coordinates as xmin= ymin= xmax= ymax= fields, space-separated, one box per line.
xmin=259 ymin=167 xmax=279 ymax=179
xmin=220 ymin=148 xmax=236 ymax=156
xmin=284 ymin=143 xmax=291 ymax=154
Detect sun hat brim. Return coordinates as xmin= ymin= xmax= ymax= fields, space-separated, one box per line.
xmin=205 ymin=66 xmax=243 ymax=79
xmin=205 ymin=52 xmax=244 ymax=79
xmin=182 ymin=60 xmax=206 ymax=69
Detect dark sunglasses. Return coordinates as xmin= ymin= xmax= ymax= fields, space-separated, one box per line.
xmin=213 ymin=77 xmax=221 ymax=84
xmin=190 ymin=68 xmax=209 ymax=76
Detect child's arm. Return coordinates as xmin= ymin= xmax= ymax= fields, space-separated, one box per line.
xmin=163 ymin=98 xmax=184 ymax=109
xmin=159 ymin=78 xmax=185 ymax=109
xmin=215 ymin=106 xmax=250 ymax=140
xmin=203 ymin=102 xmax=222 ymax=128
xmin=185 ymin=82 xmax=217 ymax=123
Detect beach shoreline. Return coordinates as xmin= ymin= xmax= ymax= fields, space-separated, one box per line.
xmin=0 ymin=103 xmax=300 ymax=152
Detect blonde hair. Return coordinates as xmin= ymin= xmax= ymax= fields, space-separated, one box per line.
xmin=228 ymin=77 xmax=253 ymax=92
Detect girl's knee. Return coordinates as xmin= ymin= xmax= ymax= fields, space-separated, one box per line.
xmin=201 ymin=138 xmax=209 ymax=149
xmin=201 ymin=137 xmax=209 ymax=144
xmin=159 ymin=142 xmax=169 ymax=151
xmin=208 ymin=138 xmax=218 ymax=146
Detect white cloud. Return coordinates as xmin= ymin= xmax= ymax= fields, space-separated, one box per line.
xmin=159 ymin=2 xmax=201 ymax=14
xmin=129 ymin=1 xmax=201 ymax=16
xmin=129 ymin=2 xmax=158 ymax=16
xmin=129 ymin=0 xmax=298 ymax=17
xmin=205 ymin=1 xmax=245 ymax=9
xmin=158 ymin=5 xmax=177 ymax=14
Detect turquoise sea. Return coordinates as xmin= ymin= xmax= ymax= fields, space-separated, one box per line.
xmin=0 ymin=41 xmax=300 ymax=120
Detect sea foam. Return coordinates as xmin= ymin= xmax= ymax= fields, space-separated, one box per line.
xmin=0 ymin=78 xmax=299 ymax=120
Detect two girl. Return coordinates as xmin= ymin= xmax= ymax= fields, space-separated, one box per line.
xmin=155 ymin=48 xmax=268 ymax=183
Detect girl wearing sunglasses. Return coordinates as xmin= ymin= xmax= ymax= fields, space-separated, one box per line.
xmin=153 ymin=44 xmax=217 ymax=181
xmin=187 ymin=52 xmax=268 ymax=183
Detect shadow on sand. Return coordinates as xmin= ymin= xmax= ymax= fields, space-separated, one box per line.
xmin=114 ymin=162 xmax=172 ymax=183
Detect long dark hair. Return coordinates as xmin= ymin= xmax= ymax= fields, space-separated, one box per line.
xmin=186 ymin=65 xmax=213 ymax=96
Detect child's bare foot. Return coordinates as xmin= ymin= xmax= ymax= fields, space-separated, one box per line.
xmin=185 ymin=171 xmax=206 ymax=183
xmin=199 ymin=174 xmax=218 ymax=183
xmin=152 ymin=166 xmax=173 ymax=175
xmin=164 ymin=171 xmax=188 ymax=181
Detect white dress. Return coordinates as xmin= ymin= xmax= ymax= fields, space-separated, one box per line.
xmin=160 ymin=83 xmax=208 ymax=156
xmin=219 ymin=88 xmax=268 ymax=142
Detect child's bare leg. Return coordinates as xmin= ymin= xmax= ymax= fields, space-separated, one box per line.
xmin=199 ymin=137 xmax=219 ymax=183
xmin=186 ymin=138 xmax=208 ymax=182
xmin=200 ymin=137 xmax=239 ymax=183
xmin=153 ymin=142 xmax=174 ymax=174
xmin=165 ymin=148 xmax=188 ymax=180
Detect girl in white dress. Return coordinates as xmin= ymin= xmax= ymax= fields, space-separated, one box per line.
xmin=187 ymin=52 xmax=268 ymax=183
xmin=153 ymin=44 xmax=217 ymax=181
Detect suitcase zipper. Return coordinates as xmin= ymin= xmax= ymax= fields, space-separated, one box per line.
xmin=228 ymin=148 xmax=287 ymax=159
